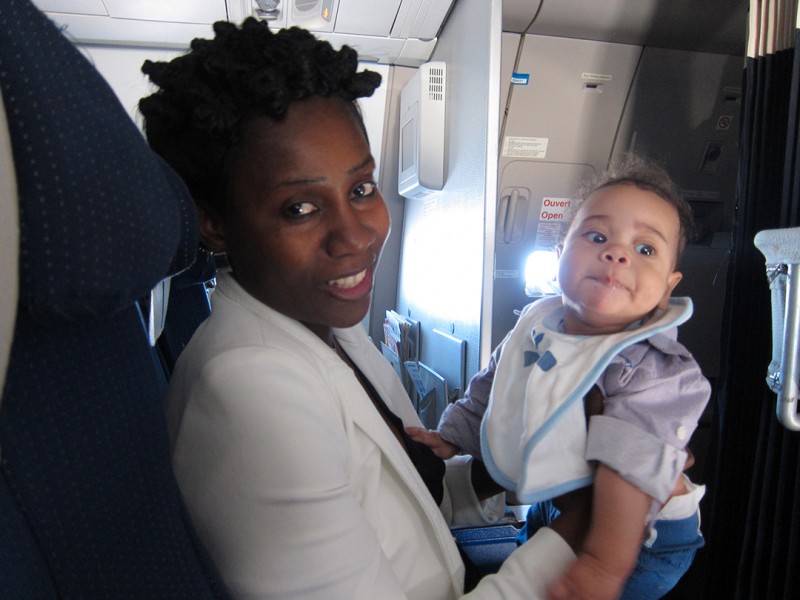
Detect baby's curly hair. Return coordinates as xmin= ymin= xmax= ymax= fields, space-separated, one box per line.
xmin=139 ymin=18 xmax=382 ymax=219
xmin=573 ymin=154 xmax=696 ymax=262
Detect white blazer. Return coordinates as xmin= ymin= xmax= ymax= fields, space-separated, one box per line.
xmin=166 ymin=272 xmax=573 ymax=600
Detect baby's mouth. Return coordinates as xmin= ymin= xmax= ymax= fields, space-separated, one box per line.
xmin=591 ymin=275 xmax=625 ymax=290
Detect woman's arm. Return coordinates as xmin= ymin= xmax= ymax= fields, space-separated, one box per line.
xmin=171 ymin=347 xmax=412 ymax=599
xmin=171 ymin=340 xmax=580 ymax=600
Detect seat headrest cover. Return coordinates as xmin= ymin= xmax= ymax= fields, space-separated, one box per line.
xmin=0 ymin=0 xmax=198 ymax=321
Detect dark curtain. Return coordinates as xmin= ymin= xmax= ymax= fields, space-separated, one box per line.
xmin=700 ymin=4 xmax=800 ymax=598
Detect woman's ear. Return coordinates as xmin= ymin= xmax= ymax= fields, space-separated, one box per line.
xmin=198 ymin=206 xmax=226 ymax=253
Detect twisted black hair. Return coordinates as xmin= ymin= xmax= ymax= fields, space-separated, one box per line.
xmin=139 ymin=18 xmax=382 ymax=219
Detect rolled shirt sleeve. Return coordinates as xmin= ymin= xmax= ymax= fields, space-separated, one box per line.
xmin=587 ymin=331 xmax=711 ymax=506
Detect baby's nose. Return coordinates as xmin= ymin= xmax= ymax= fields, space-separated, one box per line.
xmin=603 ymin=248 xmax=628 ymax=264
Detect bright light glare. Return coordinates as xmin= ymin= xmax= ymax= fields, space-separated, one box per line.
xmin=399 ymin=204 xmax=483 ymax=322
xmin=524 ymin=250 xmax=560 ymax=296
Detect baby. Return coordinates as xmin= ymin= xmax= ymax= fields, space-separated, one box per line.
xmin=409 ymin=156 xmax=710 ymax=600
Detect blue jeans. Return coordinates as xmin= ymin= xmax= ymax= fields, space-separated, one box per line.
xmin=517 ymin=501 xmax=704 ymax=599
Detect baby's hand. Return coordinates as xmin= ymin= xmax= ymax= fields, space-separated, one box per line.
xmin=546 ymin=552 xmax=626 ymax=600
xmin=405 ymin=427 xmax=459 ymax=459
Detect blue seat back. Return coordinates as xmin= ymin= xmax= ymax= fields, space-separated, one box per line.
xmin=0 ymin=1 xmax=230 ymax=597
xmin=157 ymin=253 xmax=215 ymax=376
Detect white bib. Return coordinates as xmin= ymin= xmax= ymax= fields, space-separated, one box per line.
xmin=480 ymin=296 xmax=693 ymax=503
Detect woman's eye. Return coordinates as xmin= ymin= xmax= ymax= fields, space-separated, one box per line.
xmin=586 ymin=231 xmax=606 ymax=244
xmin=284 ymin=201 xmax=318 ymax=218
xmin=635 ymin=243 xmax=656 ymax=256
xmin=353 ymin=181 xmax=377 ymax=199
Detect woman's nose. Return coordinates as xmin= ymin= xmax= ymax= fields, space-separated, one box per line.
xmin=327 ymin=207 xmax=375 ymax=256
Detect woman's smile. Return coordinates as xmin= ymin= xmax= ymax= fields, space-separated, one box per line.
xmin=325 ymin=266 xmax=374 ymax=301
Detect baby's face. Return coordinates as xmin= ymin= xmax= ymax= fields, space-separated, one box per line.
xmin=556 ymin=183 xmax=683 ymax=335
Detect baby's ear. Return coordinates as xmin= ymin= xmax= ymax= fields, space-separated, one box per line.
xmin=668 ymin=270 xmax=683 ymax=293
xmin=659 ymin=270 xmax=683 ymax=308
xmin=555 ymin=243 xmax=564 ymax=259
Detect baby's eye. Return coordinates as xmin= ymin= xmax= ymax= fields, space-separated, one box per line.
xmin=635 ymin=243 xmax=655 ymax=256
xmin=586 ymin=231 xmax=607 ymax=244
xmin=353 ymin=181 xmax=377 ymax=199
xmin=284 ymin=201 xmax=318 ymax=218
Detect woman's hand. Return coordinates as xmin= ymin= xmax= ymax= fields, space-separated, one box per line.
xmin=405 ymin=427 xmax=459 ymax=459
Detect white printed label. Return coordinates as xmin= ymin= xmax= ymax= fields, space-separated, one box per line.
xmin=502 ymin=136 xmax=549 ymax=159
xmin=535 ymin=222 xmax=564 ymax=248
xmin=581 ymin=72 xmax=613 ymax=82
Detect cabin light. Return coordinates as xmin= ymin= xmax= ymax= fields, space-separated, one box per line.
xmin=524 ymin=250 xmax=560 ymax=296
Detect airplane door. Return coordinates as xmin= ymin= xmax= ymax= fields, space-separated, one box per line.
xmin=493 ymin=34 xmax=641 ymax=348
xmin=494 ymin=161 xmax=593 ymax=346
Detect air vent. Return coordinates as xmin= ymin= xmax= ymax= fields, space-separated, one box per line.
xmin=427 ymin=66 xmax=445 ymax=101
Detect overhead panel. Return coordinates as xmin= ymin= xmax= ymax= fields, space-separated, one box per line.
xmin=263 ymin=0 xmax=457 ymax=66
xmin=32 ymin=0 xmax=107 ymax=15
xmin=334 ymin=0 xmax=401 ymax=37
xmin=33 ymin=0 xmax=227 ymax=24
xmin=32 ymin=0 xmax=455 ymax=65
xmin=103 ymin=0 xmax=227 ymax=24
xmin=391 ymin=0 xmax=453 ymax=40
xmin=31 ymin=0 xmax=226 ymax=47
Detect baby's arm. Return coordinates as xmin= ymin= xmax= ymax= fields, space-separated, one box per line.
xmin=547 ymin=464 xmax=650 ymax=600
xmin=407 ymin=343 xmax=504 ymax=460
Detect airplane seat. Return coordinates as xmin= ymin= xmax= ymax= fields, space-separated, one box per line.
xmin=0 ymin=12 xmax=53 ymax=596
xmin=0 ymin=0 xmax=230 ymax=597
xmin=156 ymin=251 xmax=216 ymax=376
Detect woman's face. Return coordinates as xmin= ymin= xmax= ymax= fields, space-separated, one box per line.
xmin=202 ymin=96 xmax=390 ymax=339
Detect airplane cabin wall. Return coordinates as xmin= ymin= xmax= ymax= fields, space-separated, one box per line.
xmin=72 ymin=45 xmax=184 ymax=125
xmin=494 ymin=34 xmax=743 ymax=387
xmin=72 ymin=45 xmax=390 ymax=173
xmin=494 ymin=24 xmax=744 ymax=489
xmin=610 ymin=47 xmax=743 ymax=380
xmin=369 ymin=65 xmax=415 ymax=345
xmin=493 ymin=33 xmax=642 ymax=349
xmin=43 ymin=2 xmax=743 ymax=418
xmin=73 ymin=42 xmax=393 ymax=341
xmin=392 ymin=0 xmax=503 ymax=387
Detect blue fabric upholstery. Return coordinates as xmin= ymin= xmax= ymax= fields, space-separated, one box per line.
xmin=156 ymin=252 xmax=215 ymax=375
xmin=0 ymin=1 xmax=230 ymax=597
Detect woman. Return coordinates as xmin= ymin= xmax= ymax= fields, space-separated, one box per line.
xmin=140 ymin=18 xmax=578 ymax=599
